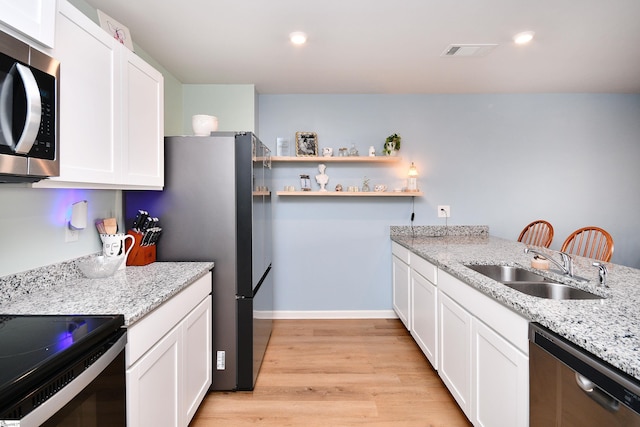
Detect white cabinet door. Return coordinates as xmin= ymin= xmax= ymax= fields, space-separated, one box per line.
xmin=410 ymin=269 xmax=438 ymax=369
xmin=439 ymin=291 xmax=472 ymax=417
xmin=121 ymin=48 xmax=164 ymax=188
xmin=392 ymin=254 xmax=410 ymax=330
xmin=0 ymin=0 xmax=56 ymax=47
xmin=127 ymin=325 xmax=181 ymax=427
xmin=48 ymin=1 xmax=122 ymax=185
xmin=473 ymin=320 xmax=529 ymax=427
xmin=183 ymin=295 xmax=212 ymax=424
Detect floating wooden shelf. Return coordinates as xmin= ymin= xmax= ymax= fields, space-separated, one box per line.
xmin=271 ymin=156 xmax=401 ymax=163
xmin=277 ymin=191 xmax=422 ymax=197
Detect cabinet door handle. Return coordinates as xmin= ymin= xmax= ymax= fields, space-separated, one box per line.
xmin=575 ymin=372 xmax=620 ymax=413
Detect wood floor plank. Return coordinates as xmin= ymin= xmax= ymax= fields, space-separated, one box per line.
xmin=190 ymin=319 xmax=471 ymax=426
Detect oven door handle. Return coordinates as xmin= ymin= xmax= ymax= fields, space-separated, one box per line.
xmin=575 ymin=372 xmax=621 ymax=413
xmin=20 ymin=333 xmax=126 ymax=427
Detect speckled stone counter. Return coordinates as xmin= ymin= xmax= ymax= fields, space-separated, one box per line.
xmin=0 ymin=257 xmax=214 ymax=326
xmin=391 ymin=226 xmax=640 ymax=381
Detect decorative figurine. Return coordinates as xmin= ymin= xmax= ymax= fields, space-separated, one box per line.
xmin=362 ymin=176 xmax=370 ymax=192
xmin=335 ymin=184 xmax=343 ymax=192
xmin=315 ymin=164 xmax=329 ymax=192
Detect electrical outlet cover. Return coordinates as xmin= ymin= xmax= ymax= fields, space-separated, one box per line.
xmin=438 ymin=205 xmax=451 ymax=218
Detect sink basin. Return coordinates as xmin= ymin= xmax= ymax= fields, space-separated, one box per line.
xmin=465 ymin=264 xmax=548 ymax=282
xmin=464 ymin=264 xmax=603 ymax=300
xmin=503 ymin=281 xmax=602 ymax=300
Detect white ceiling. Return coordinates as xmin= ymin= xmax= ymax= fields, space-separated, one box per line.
xmin=83 ymin=0 xmax=640 ymax=94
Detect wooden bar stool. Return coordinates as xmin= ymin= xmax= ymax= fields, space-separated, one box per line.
xmin=518 ymin=220 xmax=554 ymax=248
xmin=560 ymin=226 xmax=614 ymax=262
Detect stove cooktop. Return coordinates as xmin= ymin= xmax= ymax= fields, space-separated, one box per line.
xmin=0 ymin=314 xmax=124 ymax=411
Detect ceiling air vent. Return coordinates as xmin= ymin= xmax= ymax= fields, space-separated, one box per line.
xmin=442 ymin=44 xmax=498 ymax=57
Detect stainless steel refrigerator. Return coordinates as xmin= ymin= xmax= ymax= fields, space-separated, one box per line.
xmin=124 ymin=132 xmax=273 ymax=391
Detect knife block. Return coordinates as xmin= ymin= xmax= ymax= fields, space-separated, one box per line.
xmin=125 ymin=230 xmax=156 ymax=266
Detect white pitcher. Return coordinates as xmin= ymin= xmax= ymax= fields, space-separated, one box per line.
xmin=100 ymin=233 xmax=135 ymax=269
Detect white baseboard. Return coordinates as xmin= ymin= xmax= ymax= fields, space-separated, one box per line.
xmin=270 ymin=310 xmax=398 ymax=320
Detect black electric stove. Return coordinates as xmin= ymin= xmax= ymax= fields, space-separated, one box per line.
xmin=0 ymin=314 xmax=125 ymax=418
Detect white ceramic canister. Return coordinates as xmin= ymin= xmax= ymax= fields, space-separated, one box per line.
xmin=192 ymin=115 xmax=219 ymax=136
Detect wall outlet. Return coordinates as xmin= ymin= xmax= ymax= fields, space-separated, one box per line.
xmin=216 ymin=351 xmax=225 ymax=370
xmin=65 ymin=226 xmax=79 ymax=242
xmin=438 ymin=205 xmax=451 ymax=218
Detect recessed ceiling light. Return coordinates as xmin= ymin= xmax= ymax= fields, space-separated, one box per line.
xmin=513 ymin=31 xmax=535 ymax=45
xmin=289 ymin=32 xmax=307 ymax=45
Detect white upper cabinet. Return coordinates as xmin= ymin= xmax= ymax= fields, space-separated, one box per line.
xmin=121 ymin=48 xmax=164 ymax=187
xmin=45 ymin=1 xmax=121 ymax=186
xmin=0 ymin=0 xmax=56 ymax=47
xmin=34 ymin=0 xmax=164 ymax=189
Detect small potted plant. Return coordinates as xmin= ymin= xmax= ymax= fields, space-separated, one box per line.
xmin=383 ymin=133 xmax=401 ymax=156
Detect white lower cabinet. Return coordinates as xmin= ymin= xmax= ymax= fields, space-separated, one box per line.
xmin=183 ymin=297 xmax=213 ymax=422
xmin=439 ymin=292 xmax=473 ymax=417
xmin=126 ymin=272 xmax=212 ymax=427
xmin=392 ymin=244 xmax=529 ymax=427
xmin=410 ymin=267 xmax=438 ymax=369
xmin=473 ymin=320 xmax=528 ymax=427
xmin=392 ymin=242 xmax=411 ymax=330
xmin=127 ymin=325 xmax=181 ymax=426
xmin=439 ymin=270 xmax=529 ymax=427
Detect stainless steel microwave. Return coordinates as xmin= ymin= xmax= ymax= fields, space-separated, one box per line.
xmin=0 ymin=30 xmax=59 ymax=183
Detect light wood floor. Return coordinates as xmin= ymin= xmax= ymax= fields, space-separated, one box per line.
xmin=190 ymin=319 xmax=471 ymax=426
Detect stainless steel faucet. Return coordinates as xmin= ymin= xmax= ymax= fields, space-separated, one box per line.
xmin=592 ymin=262 xmax=608 ymax=287
xmin=524 ymin=247 xmax=574 ymax=277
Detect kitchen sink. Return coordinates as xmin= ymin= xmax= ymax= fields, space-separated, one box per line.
xmin=465 ymin=264 xmax=547 ymax=282
xmin=464 ymin=264 xmax=603 ymax=300
xmin=502 ymin=281 xmax=602 ymax=300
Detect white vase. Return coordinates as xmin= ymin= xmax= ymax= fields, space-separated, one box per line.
xmin=192 ymin=115 xmax=218 ymax=136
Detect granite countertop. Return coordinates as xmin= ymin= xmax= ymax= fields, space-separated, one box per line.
xmin=0 ymin=258 xmax=214 ymax=326
xmin=390 ymin=226 xmax=640 ymax=381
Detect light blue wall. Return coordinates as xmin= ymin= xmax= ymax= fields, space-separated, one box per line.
xmin=0 ymin=187 xmax=119 ymax=276
xmin=259 ymin=94 xmax=640 ymax=312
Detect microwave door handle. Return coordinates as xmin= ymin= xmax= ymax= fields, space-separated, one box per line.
xmin=13 ymin=63 xmax=41 ymax=154
xmin=0 ymin=66 xmax=15 ymax=147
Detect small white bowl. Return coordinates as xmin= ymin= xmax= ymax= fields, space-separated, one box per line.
xmin=77 ymin=255 xmax=123 ymax=279
xmin=192 ymin=115 xmax=218 ymax=136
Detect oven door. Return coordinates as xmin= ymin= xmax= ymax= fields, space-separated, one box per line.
xmin=21 ymin=333 xmax=126 ymax=427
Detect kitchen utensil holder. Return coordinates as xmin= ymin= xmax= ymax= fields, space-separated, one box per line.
xmin=125 ymin=230 xmax=156 ymax=266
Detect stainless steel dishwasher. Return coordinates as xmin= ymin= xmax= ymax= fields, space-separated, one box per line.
xmin=529 ymin=323 xmax=640 ymax=426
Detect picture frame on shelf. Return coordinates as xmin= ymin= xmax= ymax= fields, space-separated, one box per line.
xmin=295 ymin=132 xmax=318 ymax=157
xmin=97 ymin=10 xmax=134 ymax=51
